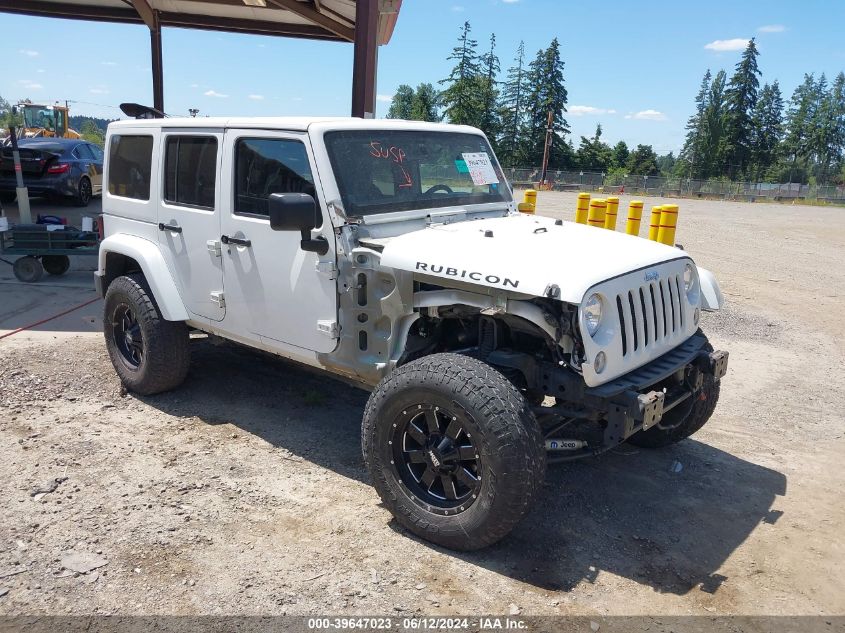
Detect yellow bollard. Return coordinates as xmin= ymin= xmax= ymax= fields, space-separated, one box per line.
xmin=517 ymin=202 xmax=535 ymax=214
xmin=575 ymin=192 xmax=590 ymax=224
xmin=523 ymin=189 xmax=537 ymax=213
xmin=625 ymin=200 xmax=644 ymax=236
xmin=587 ymin=198 xmax=606 ymax=228
xmin=648 ymin=205 xmax=663 ymax=241
xmin=604 ymin=196 xmax=620 ymax=230
xmin=657 ymin=203 xmax=679 ymax=246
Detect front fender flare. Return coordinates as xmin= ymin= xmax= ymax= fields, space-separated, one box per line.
xmin=698 ymin=266 xmax=724 ymax=311
xmin=98 ymin=234 xmax=189 ymax=321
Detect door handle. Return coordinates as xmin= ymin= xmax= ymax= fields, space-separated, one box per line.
xmin=158 ymin=222 xmax=183 ymax=233
xmin=221 ymin=234 xmax=251 ymax=247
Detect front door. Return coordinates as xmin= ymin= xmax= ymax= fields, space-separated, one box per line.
xmin=218 ymin=130 xmax=338 ymax=353
xmin=157 ymin=130 xmax=225 ymax=321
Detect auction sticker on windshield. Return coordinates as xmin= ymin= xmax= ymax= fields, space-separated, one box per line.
xmin=461 ymin=152 xmax=499 ymax=186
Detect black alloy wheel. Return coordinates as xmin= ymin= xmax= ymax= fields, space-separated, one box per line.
xmin=392 ymin=403 xmax=481 ymax=515
xmin=112 ymin=303 xmax=144 ymax=369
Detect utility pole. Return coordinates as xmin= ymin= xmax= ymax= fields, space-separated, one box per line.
xmin=539 ymin=110 xmax=553 ymax=189
xmin=9 ymin=106 xmax=32 ymax=224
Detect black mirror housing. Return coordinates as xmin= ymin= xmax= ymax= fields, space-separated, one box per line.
xmin=267 ymin=192 xmax=329 ymax=256
xmin=268 ymin=192 xmax=318 ymax=232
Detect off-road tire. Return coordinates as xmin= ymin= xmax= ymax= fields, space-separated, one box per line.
xmin=103 ymin=274 xmax=190 ymax=395
xmin=13 ymin=256 xmax=44 ymax=283
xmin=627 ymin=339 xmax=721 ymax=448
xmin=42 ymin=255 xmax=71 ymax=276
xmin=74 ymin=176 xmax=92 ymax=207
xmin=362 ymin=353 xmax=546 ymax=551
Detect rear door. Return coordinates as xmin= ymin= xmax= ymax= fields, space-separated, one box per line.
xmin=157 ymin=130 xmax=225 ymax=321
xmin=218 ymin=130 xmax=338 ymax=352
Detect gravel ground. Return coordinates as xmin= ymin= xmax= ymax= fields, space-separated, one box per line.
xmin=0 ymin=192 xmax=843 ymax=617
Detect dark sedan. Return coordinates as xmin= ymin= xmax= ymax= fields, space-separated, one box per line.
xmin=0 ymin=138 xmax=104 ymax=207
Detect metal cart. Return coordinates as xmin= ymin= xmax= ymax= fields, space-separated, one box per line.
xmin=0 ymin=224 xmax=100 ymax=283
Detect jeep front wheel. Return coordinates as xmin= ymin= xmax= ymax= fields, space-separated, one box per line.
xmin=103 ymin=274 xmax=190 ymax=395
xmin=362 ymin=353 xmax=546 ymax=551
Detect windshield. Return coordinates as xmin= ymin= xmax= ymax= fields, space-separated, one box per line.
xmin=324 ymin=130 xmax=511 ymax=216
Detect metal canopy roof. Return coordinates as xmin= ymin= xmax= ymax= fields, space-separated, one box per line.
xmin=0 ymin=0 xmax=401 ymax=117
xmin=0 ymin=0 xmax=401 ymax=43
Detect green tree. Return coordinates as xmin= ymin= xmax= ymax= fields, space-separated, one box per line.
xmin=440 ymin=21 xmax=483 ymax=127
xmin=626 ymin=144 xmax=659 ymax=176
xmin=408 ymin=83 xmax=442 ymax=122
xmin=701 ymin=70 xmax=728 ymax=179
xmin=498 ymin=41 xmax=529 ymax=166
xmin=657 ymin=151 xmax=676 ymax=176
xmin=478 ymin=33 xmax=501 ymax=146
xmin=387 ymin=85 xmax=415 ymax=119
xmin=610 ymin=140 xmax=629 ymax=170
xmin=522 ymin=38 xmax=570 ymax=168
xmin=679 ymin=69 xmax=711 ymax=178
xmin=781 ymin=74 xmax=820 ymax=183
xmin=722 ymin=38 xmax=761 ymax=178
xmin=79 ymin=120 xmax=105 ymax=147
xmin=575 ymin=124 xmax=612 ymax=171
xmin=749 ymin=81 xmax=784 ymax=179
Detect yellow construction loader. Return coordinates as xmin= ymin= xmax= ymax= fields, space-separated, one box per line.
xmin=16 ymin=100 xmax=80 ymax=139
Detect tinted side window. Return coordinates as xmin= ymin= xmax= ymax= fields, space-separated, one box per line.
xmin=235 ymin=138 xmax=317 ymax=223
xmin=108 ymin=135 xmax=153 ymax=200
xmin=164 ymin=136 xmax=218 ymax=209
xmin=74 ymin=144 xmax=94 ymax=160
xmin=89 ymin=144 xmax=104 ymax=162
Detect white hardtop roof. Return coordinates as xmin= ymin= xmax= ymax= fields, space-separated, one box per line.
xmin=107 ymin=117 xmax=483 ymax=135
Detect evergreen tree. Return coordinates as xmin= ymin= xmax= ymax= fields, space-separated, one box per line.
xmin=830 ymin=72 xmax=845 ymax=181
xmin=657 ymin=152 xmax=676 ymax=176
xmin=409 ymin=83 xmax=442 ymax=122
xmin=782 ymin=74 xmax=819 ymax=182
xmin=750 ymin=81 xmax=784 ymax=179
xmin=626 ymin=144 xmax=659 ymax=176
xmin=722 ymin=38 xmax=761 ymax=178
xmin=610 ymin=141 xmax=629 ymax=170
xmin=478 ymin=33 xmax=501 ymax=147
xmin=575 ymin=124 xmax=612 ymax=171
xmin=387 ymin=85 xmax=415 ymax=119
xmin=522 ymin=39 xmax=570 ymax=168
xmin=498 ymin=41 xmax=528 ymax=166
xmin=680 ymin=69 xmax=711 ymax=178
xmin=440 ymin=21 xmax=483 ymax=126
xmin=701 ymin=70 xmax=728 ymax=179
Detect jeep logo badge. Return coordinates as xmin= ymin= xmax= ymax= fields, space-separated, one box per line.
xmin=644 ymin=270 xmax=659 ymax=282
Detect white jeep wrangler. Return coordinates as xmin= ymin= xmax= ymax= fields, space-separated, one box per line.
xmin=96 ymin=116 xmax=728 ymax=551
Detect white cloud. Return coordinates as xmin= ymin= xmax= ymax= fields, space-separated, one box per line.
xmin=101 ymin=61 xmax=117 ymax=67
xmin=19 ymin=49 xmax=39 ymax=57
xmin=376 ymin=94 xmax=393 ymax=103
xmin=451 ymin=5 xmax=464 ymax=11
xmin=36 ymin=69 xmax=45 ymax=73
xmin=569 ymin=105 xmax=617 ymax=117
xmin=704 ymin=38 xmax=750 ymax=52
xmin=189 ymin=83 xmax=199 ymax=88
xmin=90 ymin=87 xmax=110 ymax=94
xmin=248 ymin=94 xmax=264 ymax=100
xmin=18 ymin=79 xmax=43 ymax=90
xmin=501 ymin=0 xmax=520 ymax=3
xmin=625 ymin=109 xmax=667 ymax=121
xmin=204 ymin=89 xmax=229 ymax=98
xmin=758 ymin=24 xmax=786 ymax=33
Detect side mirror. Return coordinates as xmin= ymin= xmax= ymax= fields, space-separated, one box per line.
xmin=267 ymin=192 xmax=328 ymax=255
xmin=268 ymin=192 xmax=318 ymax=232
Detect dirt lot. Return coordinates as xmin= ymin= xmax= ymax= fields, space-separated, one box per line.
xmin=1 ymin=192 xmax=843 ymax=617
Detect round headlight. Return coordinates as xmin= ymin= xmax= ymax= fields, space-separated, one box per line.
xmin=684 ymin=263 xmax=699 ymax=301
xmin=583 ymin=293 xmax=603 ymax=337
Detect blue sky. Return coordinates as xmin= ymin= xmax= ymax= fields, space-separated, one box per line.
xmin=2 ymin=0 xmax=843 ymax=154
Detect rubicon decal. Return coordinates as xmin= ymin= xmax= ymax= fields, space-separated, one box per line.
xmin=415 ymin=262 xmax=520 ymax=288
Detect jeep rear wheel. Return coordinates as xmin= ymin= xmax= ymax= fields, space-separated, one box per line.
xmin=103 ymin=274 xmax=190 ymax=395
xmin=362 ymin=353 xmax=546 ymax=551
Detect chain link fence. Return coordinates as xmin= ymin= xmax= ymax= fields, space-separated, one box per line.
xmin=503 ymin=168 xmax=845 ymax=203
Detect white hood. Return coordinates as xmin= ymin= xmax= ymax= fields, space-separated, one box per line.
xmin=379 ymin=213 xmax=689 ymax=303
